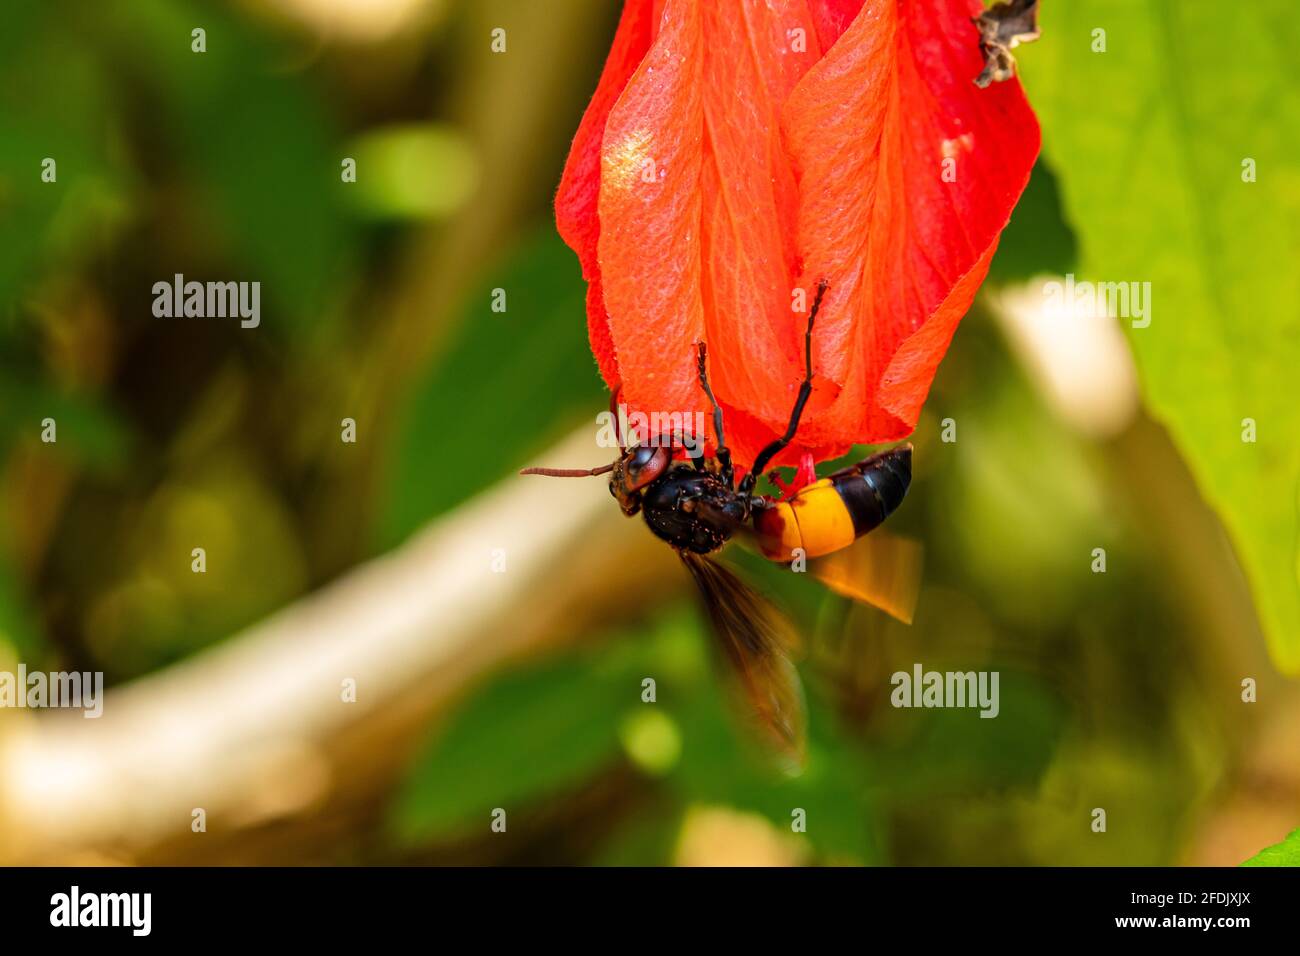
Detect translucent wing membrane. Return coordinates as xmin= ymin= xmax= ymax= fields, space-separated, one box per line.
xmin=678 ymin=551 xmax=807 ymax=769
xmin=808 ymin=529 xmax=923 ymax=624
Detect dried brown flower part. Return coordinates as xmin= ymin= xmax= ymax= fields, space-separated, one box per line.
xmin=973 ymin=0 xmax=1041 ymax=88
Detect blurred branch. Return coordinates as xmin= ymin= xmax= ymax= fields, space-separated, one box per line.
xmin=364 ymin=0 xmax=612 ymax=410
xmin=0 ymin=427 xmax=678 ymax=864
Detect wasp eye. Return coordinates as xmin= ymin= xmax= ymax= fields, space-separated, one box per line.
xmin=623 ymin=444 xmax=668 ymax=491
xmin=628 ymin=446 xmax=658 ymax=473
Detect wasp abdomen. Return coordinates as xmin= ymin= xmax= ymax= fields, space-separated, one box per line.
xmin=755 ymin=445 xmax=911 ymax=562
xmin=828 ymin=445 xmax=912 ymax=536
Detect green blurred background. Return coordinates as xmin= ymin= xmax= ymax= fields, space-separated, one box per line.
xmin=0 ymin=0 xmax=1297 ymax=866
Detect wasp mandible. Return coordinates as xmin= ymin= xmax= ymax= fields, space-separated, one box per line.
xmin=523 ymin=281 xmax=917 ymax=764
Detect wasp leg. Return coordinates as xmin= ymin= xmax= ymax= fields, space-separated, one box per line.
xmin=695 ymin=342 xmax=734 ymax=487
xmin=743 ymin=279 xmax=829 ymax=493
xmin=674 ymin=429 xmax=707 ymax=471
xmin=680 ymin=492 xmax=750 ymax=535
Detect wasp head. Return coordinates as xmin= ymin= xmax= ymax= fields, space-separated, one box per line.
xmin=608 ymin=442 xmax=672 ymax=516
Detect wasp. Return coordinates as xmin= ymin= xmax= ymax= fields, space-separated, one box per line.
xmin=522 ymin=280 xmax=916 ymax=765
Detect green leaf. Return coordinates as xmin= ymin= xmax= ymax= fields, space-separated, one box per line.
xmin=342 ymin=124 xmax=479 ymax=221
xmin=388 ymin=655 xmax=634 ymax=844
xmin=668 ymin=657 xmax=883 ymax=863
xmin=0 ymin=374 xmax=132 ymax=471
xmin=1024 ymin=1 xmax=1300 ymax=671
xmin=863 ymin=671 xmax=1067 ymax=797
xmin=86 ymin=0 xmax=356 ymax=333
xmin=376 ymin=227 xmax=606 ymax=548
xmin=986 ymin=160 xmax=1077 ymax=284
xmin=388 ymin=609 xmax=707 ymax=846
xmin=1242 ymin=827 xmax=1300 ymax=866
xmin=0 ymin=532 xmax=42 ymax=662
xmin=0 ymin=9 xmax=134 ymax=307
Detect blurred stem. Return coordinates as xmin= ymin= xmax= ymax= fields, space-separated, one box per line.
xmin=352 ymin=0 xmax=614 ymax=535
xmin=0 ymin=427 xmax=679 ymax=864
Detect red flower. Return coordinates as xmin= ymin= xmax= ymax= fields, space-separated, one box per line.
xmin=556 ymin=0 xmax=1039 ymax=470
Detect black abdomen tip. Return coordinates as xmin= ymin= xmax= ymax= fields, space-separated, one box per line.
xmin=830 ymin=443 xmax=913 ymax=536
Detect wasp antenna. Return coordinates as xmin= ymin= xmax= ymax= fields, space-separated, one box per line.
xmin=519 ymin=463 xmax=615 ymax=478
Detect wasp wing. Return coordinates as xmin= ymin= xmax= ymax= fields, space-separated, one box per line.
xmin=807 ymin=529 xmax=923 ymax=624
xmin=678 ymin=551 xmax=806 ymax=768
xmin=734 ymin=524 xmax=923 ymax=625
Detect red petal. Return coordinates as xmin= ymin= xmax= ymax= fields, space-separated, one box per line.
xmin=807 ymin=0 xmax=867 ymax=53
xmin=555 ymin=0 xmax=657 ymax=389
xmin=598 ymin=0 xmax=837 ymax=463
xmin=597 ymin=0 xmax=705 ymax=429
xmin=698 ymin=0 xmax=821 ymax=427
xmin=783 ymin=0 xmax=1040 ymax=445
xmin=563 ymin=0 xmax=1038 ymax=466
